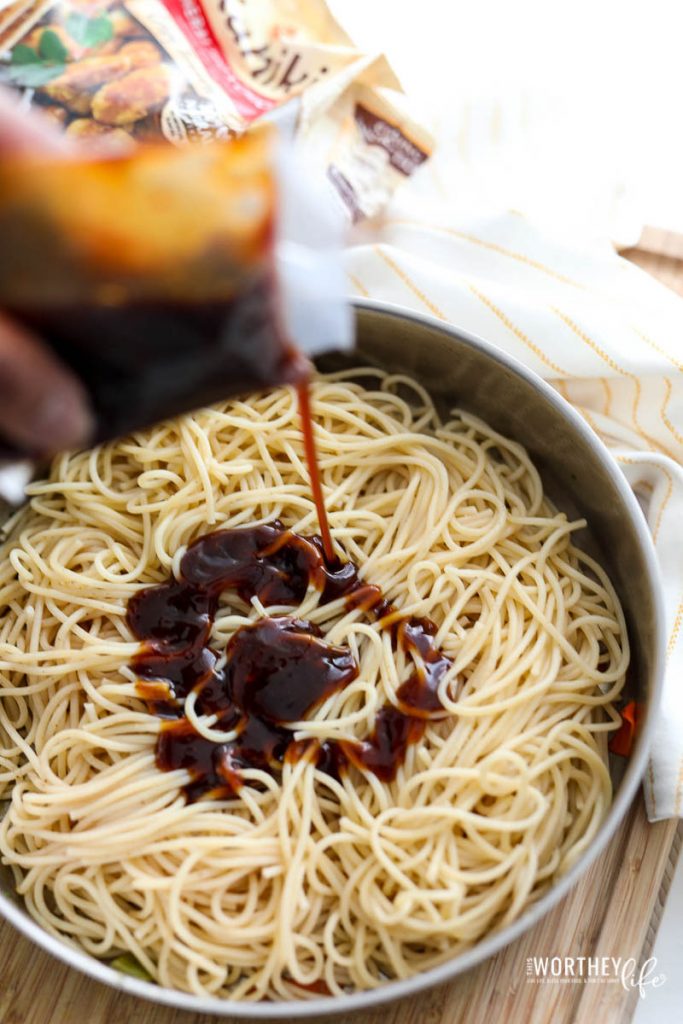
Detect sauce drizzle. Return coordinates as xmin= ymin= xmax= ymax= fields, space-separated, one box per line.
xmin=296 ymin=380 xmax=335 ymax=565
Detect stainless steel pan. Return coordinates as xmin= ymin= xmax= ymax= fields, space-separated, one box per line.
xmin=0 ymin=300 xmax=665 ymax=1017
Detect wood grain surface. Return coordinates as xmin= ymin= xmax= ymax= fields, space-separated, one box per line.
xmin=0 ymin=233 xmax=681 ymax=1024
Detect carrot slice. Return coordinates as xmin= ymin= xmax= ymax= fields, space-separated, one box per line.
xmin=609 ymin=700 xmax=639 ymax=757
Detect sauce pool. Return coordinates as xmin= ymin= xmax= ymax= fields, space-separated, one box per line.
xmin=127 ymin=522 xmax=457 ymax=801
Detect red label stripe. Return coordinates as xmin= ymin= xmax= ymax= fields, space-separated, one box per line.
xmin=161 ymin=0 xmax=277 ymax=121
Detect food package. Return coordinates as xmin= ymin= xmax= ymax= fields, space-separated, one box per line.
xmin=0 ymin=128 xmax=352 ymax=466
xmin=0 ymin=0 xmax=433 ymax=220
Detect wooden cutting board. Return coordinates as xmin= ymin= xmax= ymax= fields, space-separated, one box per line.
xmin=0 ymin=230 xmax=682 ymax=1024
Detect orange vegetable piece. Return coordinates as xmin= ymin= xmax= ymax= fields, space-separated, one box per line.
xmin=609 ymin=700 xmax=639 ymax=757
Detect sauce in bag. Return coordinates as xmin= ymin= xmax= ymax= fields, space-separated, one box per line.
xmin=0 ymin=129 xmax=352 ymax=466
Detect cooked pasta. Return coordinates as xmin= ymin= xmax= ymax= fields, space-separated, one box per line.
xmin=0 ymin=369 xmax=627 ymax=999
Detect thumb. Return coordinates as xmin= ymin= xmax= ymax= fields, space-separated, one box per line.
xmin=0 ymin=312 xmax=93 ymax=456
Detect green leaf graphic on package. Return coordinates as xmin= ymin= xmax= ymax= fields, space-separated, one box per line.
xmin=65 ymin=12 xmax=114 ymax=48
xmin=6 ymin=32 xmax=68 ymax=88
xmin=5 ymin=14 xmax=114 ymax=88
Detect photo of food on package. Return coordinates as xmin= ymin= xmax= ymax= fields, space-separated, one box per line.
xmin=0 ymin=0 xmax=432 ymax=219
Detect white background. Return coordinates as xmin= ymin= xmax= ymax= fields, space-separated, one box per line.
xmin=330 ymin=0 xmax=683 ymax=238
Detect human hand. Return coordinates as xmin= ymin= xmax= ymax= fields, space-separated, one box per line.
xmin=0 ymin=88 xmax=93 ymax=457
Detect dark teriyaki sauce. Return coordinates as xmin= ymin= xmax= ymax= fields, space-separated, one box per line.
xmin=4 ymin=277 xmax=307 ymax=451
xmin=127 ymin=522 xmax=457 ymax=801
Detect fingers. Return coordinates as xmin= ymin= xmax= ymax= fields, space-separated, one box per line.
xmin=0 ymin=312 xmax=93 ymax=456
xmin=0 ymin=90 xmax=93 ymax=461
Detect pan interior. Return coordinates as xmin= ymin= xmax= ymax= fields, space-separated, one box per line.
xmin=0 ymin=303 xmax=660 ymax=1015
xmin=319 ymin=305 xmax=657 ymax=794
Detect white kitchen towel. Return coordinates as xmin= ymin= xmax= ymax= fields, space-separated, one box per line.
xmin=345 ymin=170 xmax=683 ymax=821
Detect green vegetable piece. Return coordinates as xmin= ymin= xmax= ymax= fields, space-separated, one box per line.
xmin=110 ymin=953 xmax=153 ymax=982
